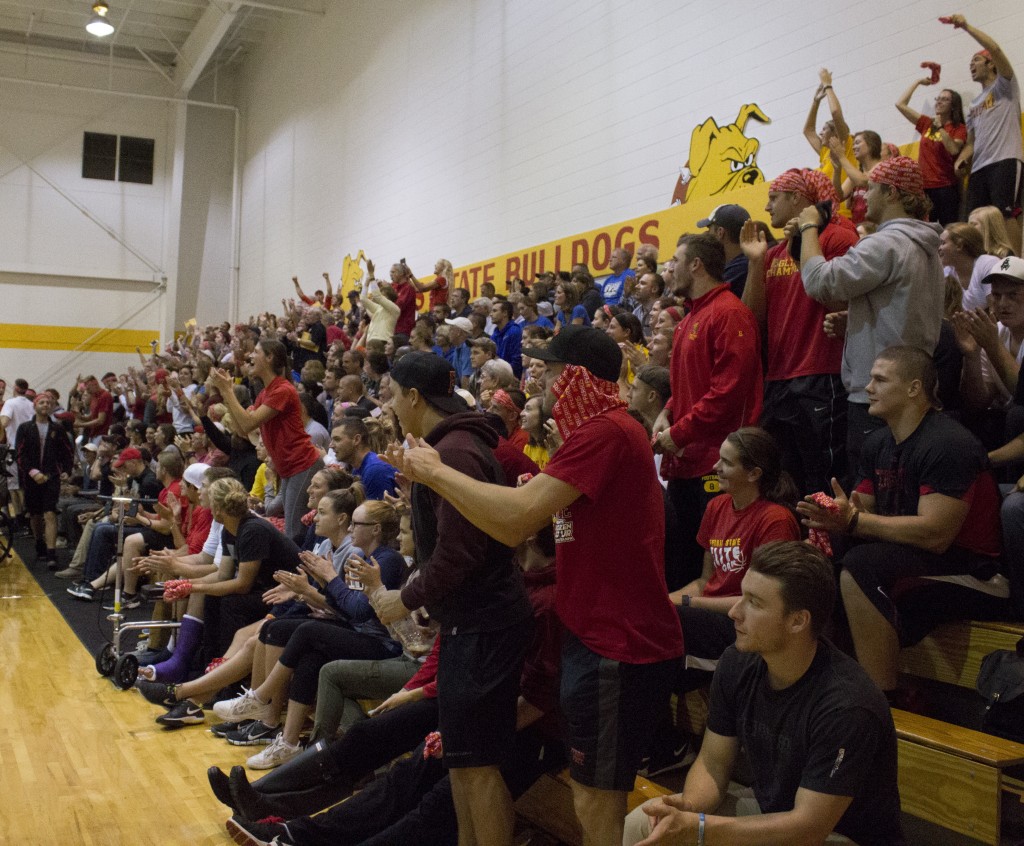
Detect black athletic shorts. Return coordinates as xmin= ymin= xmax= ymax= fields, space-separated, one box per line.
xmin=967 ymin=158 xmax=1024 ymax=218
xmin=560 ymin=629 xmax=677 ymax=791
xmin=23 ymin=475 xmax=61 ymax=515
xmin=436 ymin=615 xmax=532 ymax=769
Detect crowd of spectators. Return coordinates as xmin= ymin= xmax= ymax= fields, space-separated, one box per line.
xmin=1 ymin=14 xmax=1023 ymax=845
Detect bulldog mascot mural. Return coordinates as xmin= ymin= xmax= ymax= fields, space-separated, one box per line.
xmin=673 ymin=103 xmax=771 ymax=205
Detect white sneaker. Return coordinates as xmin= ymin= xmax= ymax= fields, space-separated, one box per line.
xmin=246 ymin=733 xmax=301 ymax=770
xmin=212 ymin=687 xmax=268 ymax=722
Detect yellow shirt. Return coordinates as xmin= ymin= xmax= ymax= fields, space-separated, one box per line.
xmin=523 ymin=442 xmax=550 ymax=471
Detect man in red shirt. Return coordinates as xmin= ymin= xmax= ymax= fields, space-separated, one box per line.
xmin=740 ymin=168 xmax=858 ymax=496
xmin=75 ymin=376 xmax=114 ymax=443
xmin=653 ymin=234 xmax=763 ymax=587
xmin=399 ymin=328 xmax=683 ymax=846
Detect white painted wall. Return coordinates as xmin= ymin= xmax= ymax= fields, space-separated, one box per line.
xmin=235 ymin=0 xmax=1024 ymax=316
xmin=0 ymin=46 xmax=238 ymax=387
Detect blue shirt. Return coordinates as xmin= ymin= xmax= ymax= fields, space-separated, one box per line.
xmin=556 ymin=304 xmax=590 ymax=328
xmin=600 ymin=268 xmax=636 ymax=306
xmin=492 ymin=320 xmax=524 ymax=379
xmin=444 ymin=342 xmax=473 ymax=383
xmin=356 ymin=450 xmax=398 ymax=500
xmin=523 ymin=316 xmax=555 ymax=331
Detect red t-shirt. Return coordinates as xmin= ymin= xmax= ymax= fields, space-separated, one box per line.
xmin=763 ymin=220 xmax=858 ymax=382
xmin=394 ymin=283 xmax=418 ymax=336
xmin=89 ymin=390 xmax=114 ymax=437
xmin=915 ymin=116 xmax=968 ymax=189
xmin=543 ymin=407 xmax=683 ymax=664
xmin=185 ymin=505 xmax=214 ymax=555
xmin=696 ymin=495 xmax=800 ymax=598
xmin=255 ymin=376 xmax=320 ymax=477
xmin=429 ymin=277 xmax=449 ymax=311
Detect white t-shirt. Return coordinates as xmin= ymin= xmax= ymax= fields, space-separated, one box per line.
xmin=1 ymin=395 xmax=34 ymax=446
xmin=980 ymin=323 xmax=1024 ymax=405
xmin=967 ymin=73 xmax=1023 ymax=171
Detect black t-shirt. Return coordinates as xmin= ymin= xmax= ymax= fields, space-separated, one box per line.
xmin=220 ymin=513 xmax=302 ymax=593
xmin=130 ymin=467 xmax=163 ymax=501
xmin=854 ymin=410 xmax=1000 ymax=557
xmin=709 ymin=641 xmax=904 ymax=846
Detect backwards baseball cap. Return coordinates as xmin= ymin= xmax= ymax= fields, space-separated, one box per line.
xmin=389 ymin=351 xmax=468 ymax=415
xmin=523 ymin=325 xmax=622 ymax=382
xmin=868 ymin=156 xmax=925 ymax=197
xmin=444 ymin=316 xmax=474 ymax=333
xmin=183 ymin=462 xmax=211 ymax=488
xmin=983 ymin=256 xmax=1024 ymax=285
xmin=536 ymin=301 xmax=555 ymax=317
xmin=113 ymin=447 xmax=143 ymax=468
xmin=697 ymin=204 xmax=751 ymax=235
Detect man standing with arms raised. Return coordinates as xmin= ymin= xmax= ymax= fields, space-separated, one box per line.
xmin=397 ymin=328 xmax=683 ymax=846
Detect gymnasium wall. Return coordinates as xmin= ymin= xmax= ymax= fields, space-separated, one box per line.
xmin=234 ymin=0 xmax=1024 ymax=311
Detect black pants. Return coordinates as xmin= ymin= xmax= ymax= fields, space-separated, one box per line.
xmin=761 ymin=374 xmax=847 ymax=497
xmin=925 ymin=184 xmax=962 ymax=227
xmin=286 ymin=726 xmax=565 ymax=846
xmin=666 ymin=476 xmax=719 ymax=587
xmin=845 ymin=402 xmax=885 ymax=490
xmin=202 ymin=592 xmax=268 ymax=663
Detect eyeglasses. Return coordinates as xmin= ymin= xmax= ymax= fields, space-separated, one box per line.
xmin=350 ymin=521 xmax=379 ymax=528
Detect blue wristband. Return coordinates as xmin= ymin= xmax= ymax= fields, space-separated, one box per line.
xmin=697 ymin=812 xmax=706 ymax=846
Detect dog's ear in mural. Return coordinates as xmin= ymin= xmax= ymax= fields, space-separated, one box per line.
xmin=672 ymin=103 xmax=771 ymax=205
xmin=340 ymin=250 xmax=367 ymax=298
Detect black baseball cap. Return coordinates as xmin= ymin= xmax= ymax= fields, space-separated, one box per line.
xmin=522 ymin=325 xmax=622 ymax=382
xmin=389 ymin=351 xmax=468 ymax=415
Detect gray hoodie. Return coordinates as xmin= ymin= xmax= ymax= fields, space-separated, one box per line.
xmin=801 ymin=218 xmax=944 ymax=403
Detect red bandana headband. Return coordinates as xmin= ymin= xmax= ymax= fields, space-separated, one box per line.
xmin=868 ymin=156 xmax=925 ymax=197
xmin=770 ymin=168 xmax=816 ymax=204
xmin=490 ymin=389 xmax=520 ymax=416
xmin=550 ymin=364 xmax=625 ymax=440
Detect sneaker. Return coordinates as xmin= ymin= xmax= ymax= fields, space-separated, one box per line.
xmin=102 ymin=592 xmax=142 ymax=611
xmin=56 ymin=537 xmax=68 ymax=548
xmin=156 ymin=699 xmax=205 ymax=728
xmin=66 ymin=582 xmax=95 ymax=601
xmin=213 ymin=687 xmax=269 ymax=723
xmin=55 ymin=566 xmax=83 ymax=580
xmin=136 ymin=679 xmax=179 ymax=707
xmin=211 ymin=719 xmax=248 ymax=738
xmin=246 ymin=734 xmax=301 ymax=770
xmin=638 ymin=739 xmax=696 ymax=778
xmin=225 ymin=720 xmax=278 ymax=746
xmin=224 ymin=815 xmax=292 ymax=846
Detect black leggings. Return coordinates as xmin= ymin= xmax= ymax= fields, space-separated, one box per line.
xmin=279 ymin=620 xmax=398 ymax=705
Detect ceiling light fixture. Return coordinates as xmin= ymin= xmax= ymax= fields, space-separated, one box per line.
xmin=86 ymin=2 xmax=115 ymax=37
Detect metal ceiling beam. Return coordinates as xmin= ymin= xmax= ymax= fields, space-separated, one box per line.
xmin=172 ymin=0 xmax=239 ymax=93
xmin=232 ymin=0 xmax=324 ymax=14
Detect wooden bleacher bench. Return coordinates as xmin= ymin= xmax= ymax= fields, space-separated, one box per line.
xmin=895 ymin=620 xmax=1024 ymax=844
xmin=893 ymin=708 xmax=1024 ymax=845
xmin=900 ymin=619 xmax=1024 ymax=690
xmin=515 ymin=768 xmax=671 ymax=846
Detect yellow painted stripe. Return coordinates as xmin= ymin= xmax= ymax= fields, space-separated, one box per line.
xmin=0 ymin=323 xmax=159 ymax=354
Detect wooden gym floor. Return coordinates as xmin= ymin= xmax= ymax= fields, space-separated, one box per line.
xmin=0 ymin=548 xmax=237 ymax=846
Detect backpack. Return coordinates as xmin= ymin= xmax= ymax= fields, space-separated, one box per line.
xmin=977 ymin=636 xmax=1024 ymax=744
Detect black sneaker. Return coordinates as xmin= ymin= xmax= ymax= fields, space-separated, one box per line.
xmin=156 ymin=699 xmax=205 ymax=728
xmin=102 ymin=592 xmax=142 ymax=611
xmin=136 ymin=679 xmax=179 ymax=706
xmin=66 ymin=582 xmax=95 ymax=601
xmin=211 ymin=719 xmax=249 ymax=738
xmin=225 ymin=720 xmax=278 ymax=746
xmin=224 ymin=815 xmax=293 ymax=846
xmin=638 ymin=739 xmax=696 ymax=778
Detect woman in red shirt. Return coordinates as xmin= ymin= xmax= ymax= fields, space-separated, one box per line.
xmin=211 ymin=339 xmax=323 ymax=542
xmin=671 ymin=426 xmax=800 ymax=686
xmin=896 ymin=75 xmax=967 ymax=226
